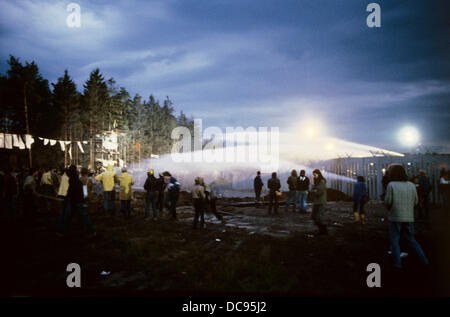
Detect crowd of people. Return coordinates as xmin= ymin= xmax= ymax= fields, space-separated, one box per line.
xmin=1 ymin=162 xmax=448 ymax=271
xmin=253 ymin=165 xmax=450 ymax=270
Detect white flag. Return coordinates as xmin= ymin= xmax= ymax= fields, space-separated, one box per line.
xmin=50 ymin=139 xmax=57 ymax=146
xmin=77 ymin=141 xmax=85 ymax=153
xmin=13 ymin=134 xmax=26 ymax=149
xmin=5 ymin=134 xmax=13 ymax=149
xmin=25 ymin=135 xmax=34 ymax=149
xmin=59 ymin=141 xmax=65 ymax=151
xmin=0 ymin=133 xmax=4 ymax=148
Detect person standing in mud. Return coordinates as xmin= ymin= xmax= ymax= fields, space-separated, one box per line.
xmin=156 ymin=173 xmax=166 ymax=215
xmin=95 ymin=165 xmax=118 ymax=215
xmin=201 ymin=178 xmax=225 ymax=223
xmin=164 ymin=172 xmax=181 ymax=220
xmin=267 ymin=172 xmax=281 ymax=215
xmin=144 ymin=169 xmax=159 ymax=220
xmin=118 ymin=168 xmax=134 ymax=218
xmin=384 ymin=164 xmax=429 ymax=269
xmin=285 ymin=170 xmax=298 ymax=212
xmin=192 ymin=177 xmax=206 ymax=229
xmin=59 ymin=165 xmax=96 ymax=237
xmin=296 ymin=170 xmax=310 ymax=213
xmin=254 ymin=171 xmax=264 ymax=208
xmin=311 ymin=169 xmax=328 ymax=235
xmin=418 ymin=170 xmax=431 ymax=220
xmin=352 ymin=176 xmax=368 ymax=225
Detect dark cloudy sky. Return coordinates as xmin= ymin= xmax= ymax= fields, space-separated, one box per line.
xmin=0 ymin=0 xmax=448 ymax=152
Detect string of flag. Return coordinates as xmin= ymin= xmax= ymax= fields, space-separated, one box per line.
xmin=0 ymin=132 xmax=89 ymax=159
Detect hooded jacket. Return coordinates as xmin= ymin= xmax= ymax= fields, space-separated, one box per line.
xmin=95 ymin=166 xmax=117 ymax=191
xmin=118 ymin=172 xmax=134 ymax=200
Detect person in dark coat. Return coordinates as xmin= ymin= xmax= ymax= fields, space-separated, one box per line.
xmin=2 ymin=168 xmax=18 ymax=220
xmin=144 ymin=169 xmax=159 ymax=220
xmin=163 ymin=172 xmax=180 ymax=220
xmin=296 ymin=169 xmax=310 ymax=213
xmin=352 ymin=176 xmax=368 ymax=224
xmin=253 ymin=171 xmax=264 ymax=208
xmin=418 ymin=170 xmax=431 ymax=220
xmin=59 ymin=165 xmax=95 ymax=236
xmin=267 ymin=172 xmax=281 ymax=215
xmin=155 ymin=173 xmax=166 ymax=215
xmin=285 ymin=169 xmax=298 ymax=212
xmin=311 ymin=169 xmax=328 ymax=235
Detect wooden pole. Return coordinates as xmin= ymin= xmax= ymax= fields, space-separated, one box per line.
xmin=23 ymin=83 xmax=32 ymax=167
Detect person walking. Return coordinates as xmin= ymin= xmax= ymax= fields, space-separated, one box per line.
xmin=95 ymin=165 xmax=117 ymax=215
xmin=118 ymin=168 xmax=134 ymax=218
xmin=192 ymin=177 xmax=206 ymax=229
xmin=144 ymin=169 xmax=159 ymax=220
xmin=267 ymin=172 xmax=281 ymax=215
xmin=254 ymin=171 xmax=264 ymax=208
xmin=384 ymin=164 xmax=429 ymax=269
xmin=285 ymin=170 xmax=298 ymax=212
xmin=296 ymin=170 xmax=310 ymax=213
xmin=311 ymin=169 xmax=328 ymax=235
xmin=352 ymin=176 xmax=368 ymax=224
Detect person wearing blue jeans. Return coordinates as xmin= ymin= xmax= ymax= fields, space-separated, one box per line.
xmin=296 ymin=170 xmax=310 ymax=213
xmin=297 ymin=191 xmax=308 ymax=212
xmin=385 ymin=164 xmax=429 ymax=269
xmin=389 ymin=222 xmax=429 ymax=268
xmin=145 ymin=192 xmax=158 ymax=218
xmin=103 ymin=190 xmax=116 ymax=214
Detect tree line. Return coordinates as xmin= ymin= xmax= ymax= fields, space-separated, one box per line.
xmin=0 ymin=55 xmax=194 ymax=169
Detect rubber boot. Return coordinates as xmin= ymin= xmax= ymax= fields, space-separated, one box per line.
xmin=360 ymin=214 xmax=365 ymax=225
xmin=354 ymin=212 xmax=360 ymax=223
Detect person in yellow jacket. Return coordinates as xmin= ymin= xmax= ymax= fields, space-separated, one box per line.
xmin=118 ymin=168 xmax=134 ymax=218
xmin=95 ymin=165 xmax=118 ymax=215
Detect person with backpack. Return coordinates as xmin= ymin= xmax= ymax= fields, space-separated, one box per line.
xmin=164 ymin=172 xmax=180 ymax=220
xmin=144 ymin=169 xmax=159 ymax=220
xmin=296 ymin=169 xmax=310 ymax=213
xmin=253 ymin=171 xmax=264 ymax=208
xmin=352 ymin=176 xmax=368 ymax=224
xmin=267 ymin=172 xmax=281 ymax=215
xmin=285 ymin=169 xmax=298 ymax=212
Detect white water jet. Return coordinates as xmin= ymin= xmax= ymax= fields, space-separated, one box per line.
xmin=125 ymin=131 xmax=403 ymax=195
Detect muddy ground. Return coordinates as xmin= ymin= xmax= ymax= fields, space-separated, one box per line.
xmin=2 ymin=191 xmax=450 ymax=297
